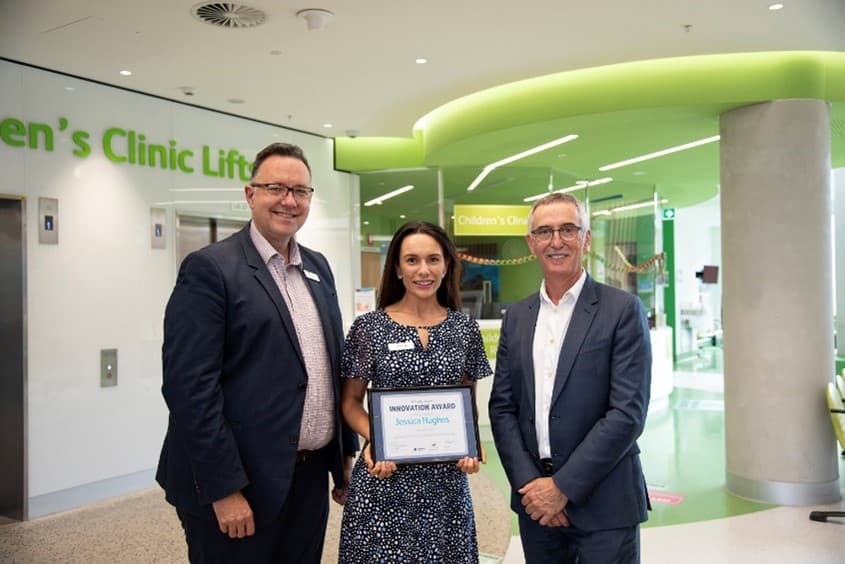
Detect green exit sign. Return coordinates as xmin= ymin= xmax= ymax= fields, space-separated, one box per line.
xmin=662 ymin=208 xmax=676 ymax=220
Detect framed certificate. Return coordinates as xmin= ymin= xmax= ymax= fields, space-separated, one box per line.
xmin=368 ymin=384 xmax=480 ymax=465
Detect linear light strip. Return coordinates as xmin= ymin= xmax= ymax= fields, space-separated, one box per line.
xmin=363 ymin=184 xmax=414 ymax=206
xmin=558 ymin=176 xmax=612 ymax=193
xmin=170 ymin=188 xmax=244 ymax=192
xmin=608 ymin=198 xmax=669 ymax=213
xmin=468 ymin=134 xmax=579 ymax=192
xmin=152 ymin=200 xmax=246 ymax=205
xmin=598 ymin=135 xmax=720 ymax=171
xmin=523 ymin=176 xmax=613 ymax=203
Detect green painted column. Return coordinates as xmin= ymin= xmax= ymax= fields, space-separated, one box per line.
xmin=662 ymin=217 xmax=676 ymax=360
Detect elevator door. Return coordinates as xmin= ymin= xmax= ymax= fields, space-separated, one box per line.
xmin=0 ymin=197 xmax=26 ymax=521
xmin=176 ymin=215 xmax=247 ymax=267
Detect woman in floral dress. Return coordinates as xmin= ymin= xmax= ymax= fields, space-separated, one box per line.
xmin=339 ymin=221 xmax=492 ymax=563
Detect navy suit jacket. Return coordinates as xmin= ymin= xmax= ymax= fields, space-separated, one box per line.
xmin=156 ymin=224 xmax=357 ymax=524
xmin=489 ymin=274 xmax=651 ymax=531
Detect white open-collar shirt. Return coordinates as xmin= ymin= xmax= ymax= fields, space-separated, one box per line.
xmin=533 ymin=269 xmax=587 ymax=459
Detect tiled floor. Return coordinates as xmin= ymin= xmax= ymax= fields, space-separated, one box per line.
xmin=2 ymin=347 xmax=842 ymax=563
xmin=483 ymin=347 xmax=845 ymax=562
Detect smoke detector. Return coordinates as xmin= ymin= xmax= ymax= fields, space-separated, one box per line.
xmin=296 ymin=8 xmax=333 ymax=31
xmin=191 ymin=3 xmax=267 ymax=28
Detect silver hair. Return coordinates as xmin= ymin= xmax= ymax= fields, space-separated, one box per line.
xmin=527 ymin=192 xmax=590 ymax=232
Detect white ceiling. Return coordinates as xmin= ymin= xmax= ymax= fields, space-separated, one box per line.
xmin=2 ymin=0 xmax=844 ymax=139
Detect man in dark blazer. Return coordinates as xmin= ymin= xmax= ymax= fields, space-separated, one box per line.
xmin=156 ymin=142 xmax=357 ymax=563
xmin=489 ymin=193 xmax=651 ymax=563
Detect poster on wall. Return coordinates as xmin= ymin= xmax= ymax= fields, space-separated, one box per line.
xmin=354 ymin=288 xmax=377 ymax=317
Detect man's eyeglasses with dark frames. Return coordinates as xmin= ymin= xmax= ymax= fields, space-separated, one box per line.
xmin=250 ymin=183 xmax=314 ymax=201
xmin=530 ymin=224 xmax=582 ymax=242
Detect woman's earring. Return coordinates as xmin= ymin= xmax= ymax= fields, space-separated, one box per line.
xmin=397 ymin=274 xmax=403 ymax=280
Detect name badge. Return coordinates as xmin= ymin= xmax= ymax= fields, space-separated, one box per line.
xmin=304 ymin=269 xmax=320 ymax=282
xmin=388 ymin=341 xmax=414 ymax=352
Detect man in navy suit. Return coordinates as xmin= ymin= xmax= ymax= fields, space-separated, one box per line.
xmin=156 ymin=142 xmax=357 ymax=563
xmin=489 ymin=193 xmax=651 ymax=563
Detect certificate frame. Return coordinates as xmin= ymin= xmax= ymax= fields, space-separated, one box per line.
xmin=367 ymin=384 xmax=480 ymax=465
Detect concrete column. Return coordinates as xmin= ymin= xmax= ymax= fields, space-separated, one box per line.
xmin=834 ymin=168 xmax=845 ymax=356
xmin=720 ymin=99 xmax=839 ymax=504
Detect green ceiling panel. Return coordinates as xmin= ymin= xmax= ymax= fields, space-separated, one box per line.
xmin=342 ymin=51 xmax=845 ymax=230
xmin=335 ymin=135 xmax=424 ymax=172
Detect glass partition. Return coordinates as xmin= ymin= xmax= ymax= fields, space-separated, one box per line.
xmin=359 ymin=166 xmax=666 ymax=322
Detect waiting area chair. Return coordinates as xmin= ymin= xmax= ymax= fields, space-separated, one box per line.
xmin=808 ymin=382 xmax=845 ymax=523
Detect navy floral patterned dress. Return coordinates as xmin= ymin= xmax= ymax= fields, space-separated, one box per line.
xmin=338 ymin=309 xmax=492 ymax=563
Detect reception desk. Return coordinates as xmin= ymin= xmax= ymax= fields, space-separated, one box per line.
xmin=474 ymin=320 xmax=673 ymax=427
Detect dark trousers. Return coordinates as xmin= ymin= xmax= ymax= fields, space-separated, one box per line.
xmin=518 ymin=512 xmax=640 ymax=564
xmin=177 ymin=449 xmax=330 ymax=564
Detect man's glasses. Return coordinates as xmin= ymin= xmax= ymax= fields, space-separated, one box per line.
xmin=250 ymin=183 xmax=314 ymax=201
xmin=530 ymin=224 xmax=582 ymax=242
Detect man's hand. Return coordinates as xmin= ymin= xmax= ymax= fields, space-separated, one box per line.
xmin=211 ymin=491 xmax=255 ymax=538
xmin=518 ymin=477 xmax=570 ymax=527
xmin=331 ymin=455 xmax=355 ymax=505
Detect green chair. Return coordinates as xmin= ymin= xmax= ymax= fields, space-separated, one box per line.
xmin=808 ymin=383 xmax=845 ymax=523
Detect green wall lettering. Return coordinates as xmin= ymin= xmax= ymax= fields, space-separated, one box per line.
xmin=202 ymin=146 xmax=251 ymax=180
xmin=72 ymin=130 xmax=91 ymax=157
xmin=28 ymin=122 xmax=54 ymax=151
xmin=2 ymin=115 xmax=259 ymax=181
xmin=178 ymin=148 xmax=194 ymax=173
xmin=168 ymin=140 xmax=196 ymax=173
xmin=103 ymin=127 xmax=127 ymax=163
xmin=0 ymin=118 xmax=27 ymax=147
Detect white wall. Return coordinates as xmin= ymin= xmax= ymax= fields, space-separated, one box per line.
xmin=673 ymin=194 xmax=722 ymax=355
xmin=0 ymin=60 xmax=359 ymax=502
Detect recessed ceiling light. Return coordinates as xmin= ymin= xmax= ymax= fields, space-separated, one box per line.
xmin=363 ymin=221 xmax=370 ymax=225
xmin=399 ymin=214 xmax=406 ymax=219
xmin=119 ymin=70 xmax=132 ymax=76
xmin=227 ymin=98 xmax=245 ymax=104
xmin=415 ymin=58 xmax=428 ymax=64
xmin=270 ymin=49 xmax=283 ymax=55
xmin=64 ymin=86 xmax=75 ymax=91
xmin=768 ymin=3 xmax=784 ymax=10
xmin=323 ymin=123 xmax=333 ymax=128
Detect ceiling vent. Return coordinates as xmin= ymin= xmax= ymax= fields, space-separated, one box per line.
xmin=191 ymin=3 xmax=266 ymax=29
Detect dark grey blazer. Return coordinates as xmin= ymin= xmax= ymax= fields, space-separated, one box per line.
xmin=156 ymin=224 xmax=357 ymax=523
xmin=489 ymin=274 xmax=651 ymax=531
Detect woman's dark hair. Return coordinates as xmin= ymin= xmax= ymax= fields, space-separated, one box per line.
xmin=378 ymin=221 xmax=463 ymax=311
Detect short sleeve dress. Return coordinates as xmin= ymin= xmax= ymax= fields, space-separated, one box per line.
xmin=338 ymin=308 xmax=492 ymax=564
